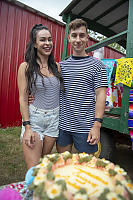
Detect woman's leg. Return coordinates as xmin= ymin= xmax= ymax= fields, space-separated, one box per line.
xmin=42 ymin=136 xmax=56 ymax=155
xmin=22 ymin=132 xmax=43 ymax=169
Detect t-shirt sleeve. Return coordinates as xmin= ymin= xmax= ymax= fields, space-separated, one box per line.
xmin=93 ymin=60 xmax=108 ymax=89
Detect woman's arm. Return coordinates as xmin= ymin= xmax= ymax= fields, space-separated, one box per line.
xmin=17 ymin=62 xmax=29 ymax=121
xmin=17 ymin=62 xmax=35 ymax=148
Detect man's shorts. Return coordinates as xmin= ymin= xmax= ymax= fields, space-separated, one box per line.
xmin=21 ymin=104 xmax=59 ymax=141
xmin=56 ymin=129 xmax=98 ymax=154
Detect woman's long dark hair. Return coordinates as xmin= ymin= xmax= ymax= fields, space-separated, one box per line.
xmin=25 ymin=24 xmax=64 ymax=93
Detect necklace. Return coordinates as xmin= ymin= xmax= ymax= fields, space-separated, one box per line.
xmin=40 ymin=65 xmax=48 ymax=69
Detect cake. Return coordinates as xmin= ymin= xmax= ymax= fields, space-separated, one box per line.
xmin=29 ymin=151 xmax=133 ymax=200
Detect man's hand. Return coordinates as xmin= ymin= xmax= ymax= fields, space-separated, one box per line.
xmin=87 ymin=122 xmax=101 ymax=145
xmin=28 ymin=95 xmax=34 ymax=105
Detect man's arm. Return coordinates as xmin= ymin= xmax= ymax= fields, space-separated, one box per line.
xmin=87 ymin=87 xmax=107 ymax=145
xmin=95 ymin=87 xmax=107 ymax=119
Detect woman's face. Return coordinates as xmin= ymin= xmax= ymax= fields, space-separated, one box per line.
xmin=35 ymin=29 xmax=53 ymax=57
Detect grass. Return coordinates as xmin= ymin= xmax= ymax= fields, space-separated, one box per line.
xmin=0 ymin=126 xmax=58 ymax=187
xmin=0 ymin=127 xmax=27 ymax=186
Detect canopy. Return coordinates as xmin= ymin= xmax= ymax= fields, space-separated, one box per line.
xmin=60 ymin=0 xmax=129 ymax=49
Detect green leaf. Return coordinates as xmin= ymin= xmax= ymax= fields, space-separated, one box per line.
xmin=78 ymin=155 xmax=93 ymax=163
xmin=47 ymin=162 xmax=53 ymax=171
xmin=55 ymin=179 xmax=67 ymax=191
xmin=96 ymin=160 xmax=107 ymax=168
xmin=47 ymin=171 xmax=55 ymax=180
xmin=118 ymin=194 xmax=126 ymax=200
xmin=28 ymin=182 xmax=36 ymax=191
xmin=99 ymin=188 xmax=110 ymax=200
xmin=48 ymin=154 xmax=60 ymax=163
xmin=63 ymin=153 xmax=72 ymax=161
xmin=78 ymin=188 xmax=87 ymax=194
xmin=34 ymin=182 xmax=45 ymax=196
xmin=32 ymin=168 xmax=39 ymax=176
xmin=108 ymin=169 xmax=117 ymax=176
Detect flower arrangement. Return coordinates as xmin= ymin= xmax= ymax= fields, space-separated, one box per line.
xmin=28 ymin=151 xmax=133 ymax=200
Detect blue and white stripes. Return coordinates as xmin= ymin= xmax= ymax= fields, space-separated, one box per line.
xmin=32 ymin=75 xmax=60 ymax=110
xmin=59 ymin=56 xmax=108 ymax=134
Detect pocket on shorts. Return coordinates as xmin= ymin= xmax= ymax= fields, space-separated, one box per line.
xmin=47 ymin=110 xmax=59 ymax=130
xmin=29 ymin=106 xmax=43 ymax=131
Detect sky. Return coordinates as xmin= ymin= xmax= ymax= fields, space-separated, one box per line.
xmin=18 ymin=0 xmax=72 ymax=22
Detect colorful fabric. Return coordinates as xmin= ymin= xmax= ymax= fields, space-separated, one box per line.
xmin=115 ymin=58 xmax=133 ymax=87
xmin=0 ymin=188 xmax=22 ymax=200
xmin=0 ymin=181 xmax=27 ymax=199
xmin=101 ymin=59 xmax=116 ymax=83
xmin=129 ymin=129 xmax=133 ymax=150
xmin=129 ymin=130 xmax=133 ymax=142
xmin=129 ymin=89 xmax=133 ymax=102
xmin=101 ymin=58 xmax=133 ymax=150
xmin=106 ymin=82 xmax=123 ymax=108
xmin=129 ymin=89 xmax=133 ymax=150
xmin=128 ymin=119 xmax=133 ymax=128
xmin=129 ymin=104 xmax=133 ymax=118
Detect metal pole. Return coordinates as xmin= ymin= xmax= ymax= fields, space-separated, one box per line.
xmin=62 ymin=15 xmax=71 ymax=60
xmin=120 ymin=0 xmax=133 ymax=133
xmin=126 ymin=0 xmax=133 ymax=58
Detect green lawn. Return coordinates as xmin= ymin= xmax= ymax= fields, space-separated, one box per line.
xmin=0 ymin=127 xmax=27 ymax=186
xmin=0 ymin=126 xmax=58 ymax=187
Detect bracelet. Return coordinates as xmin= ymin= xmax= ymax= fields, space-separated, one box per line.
xmin=95 ymin=118 xmax=103 ymax=123
xmin=22 ymin=121 xmax=30 ymax=126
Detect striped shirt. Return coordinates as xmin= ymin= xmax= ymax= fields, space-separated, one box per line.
xmin=31 ymin=75 xmax=60 ymax=110
xmin=59 ymin=55 xmax=108 ymax=134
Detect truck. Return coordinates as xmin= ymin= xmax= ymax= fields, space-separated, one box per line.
xmin=59 ymin=0 xmax=133 ymax=161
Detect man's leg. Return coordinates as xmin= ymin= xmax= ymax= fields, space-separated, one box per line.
xmin=56 ymin=144 xmax=72 ymax=153
xmin=56 ymin=129 xmax=73 ymax=153
xmin=73 ymin=132 xmax=98 ymax=154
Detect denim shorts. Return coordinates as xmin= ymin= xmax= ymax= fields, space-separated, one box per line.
xmin=21 ymin=104 xmax=59 ymax=140
xmin=56 ymin=129 xmax=98 ymax=154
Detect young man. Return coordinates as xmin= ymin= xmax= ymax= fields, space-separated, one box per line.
xmin=56 ymin=19 xmax=108 ymax=154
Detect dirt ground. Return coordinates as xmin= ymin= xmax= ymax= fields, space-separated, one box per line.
xmin=115 ymin=143 xmax=133 ymax=181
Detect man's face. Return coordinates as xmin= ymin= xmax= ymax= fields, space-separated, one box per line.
xmin=68 ymin=26 xmax=88 ymax=56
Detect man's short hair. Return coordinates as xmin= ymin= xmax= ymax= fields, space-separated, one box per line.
xmin=68 ymin=19 xmax=87 ymax=33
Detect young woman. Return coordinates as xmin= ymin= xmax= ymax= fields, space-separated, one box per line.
xmin=17 ymin=24 xmax=64 ymax=169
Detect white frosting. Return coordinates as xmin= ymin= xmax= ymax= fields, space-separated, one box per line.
xmin=54 ymin=165 xmax=114 ymax=197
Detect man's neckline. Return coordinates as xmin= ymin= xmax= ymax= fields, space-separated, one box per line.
xmin=72 ymin=55 xmax=90 ymax=60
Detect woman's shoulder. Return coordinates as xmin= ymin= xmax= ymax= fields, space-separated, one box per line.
xmin=19 ymin=61 xmax=28 ymax=68
xmin=18 ymin=62 xmax=29 ymax=76
xmin=18 ymin=62 xmax=28 ymax=72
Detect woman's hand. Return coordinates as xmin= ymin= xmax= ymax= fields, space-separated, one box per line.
xmin=23 ymin=127 xmax=35 ymax=149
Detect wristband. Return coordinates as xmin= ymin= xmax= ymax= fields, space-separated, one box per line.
xmin=95 ymin=118 xmax=103 ymax=123
xmin=23 ymin=121 xmax=30 ymax=126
